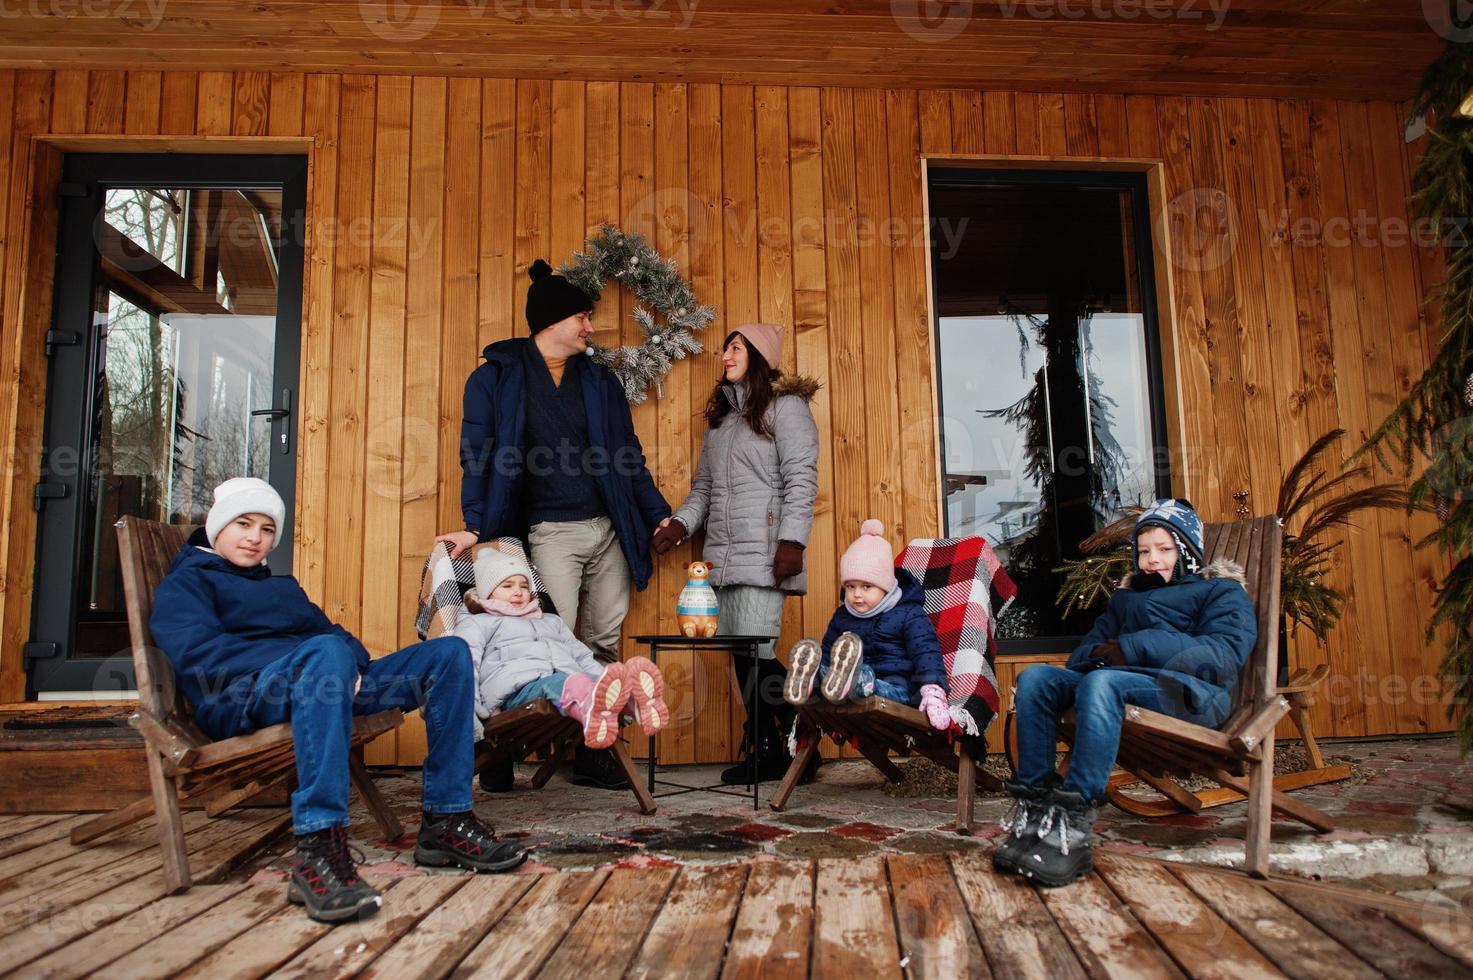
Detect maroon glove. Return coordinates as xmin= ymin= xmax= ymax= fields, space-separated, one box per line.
xmin=772 ymin=540 xmax=805 ymax=580
xmin=651 ymin=519 xmax=686 ymax=555
xmin=1091 ymin=639 xmax=1126 ymax=667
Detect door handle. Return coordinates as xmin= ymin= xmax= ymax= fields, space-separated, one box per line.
xmin=251 ymin=389 xmax=293 ymax=454
xmin=250 ymin=408 xmax=289 ymax=420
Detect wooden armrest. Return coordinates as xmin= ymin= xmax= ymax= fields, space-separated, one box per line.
xmin=1228 ymin=696 xmax=1291 ymax=759
xmin=130 ymin=710 xmax=199 ymax=771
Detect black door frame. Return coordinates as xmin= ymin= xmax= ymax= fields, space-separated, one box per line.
xmin=27 ymin=153 xmax=307 ymax=696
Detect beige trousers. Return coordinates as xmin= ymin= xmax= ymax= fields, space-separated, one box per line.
xmin=527 ymin=516 xmax=632 ymax=662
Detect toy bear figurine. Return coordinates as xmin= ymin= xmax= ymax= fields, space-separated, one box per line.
xmin=676 ymin=561 xmax=720 ymax=638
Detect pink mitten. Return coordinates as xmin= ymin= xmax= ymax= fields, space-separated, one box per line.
xmin=919 ymin=684 xmax=950 ymax=731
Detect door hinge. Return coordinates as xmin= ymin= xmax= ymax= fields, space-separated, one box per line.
xmin=23 ymin=642 xmax=59 ymax=663
xmin=45 ymin=330 xmax=79 ymax=357
xmin=33 ymin=481 xmax=67 ymax=511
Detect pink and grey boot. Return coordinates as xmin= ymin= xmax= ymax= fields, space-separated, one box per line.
xmin=561 ymin=665 xmax=628 ymax=750
xmin=623 ymin=657 xmax=670 ymax=735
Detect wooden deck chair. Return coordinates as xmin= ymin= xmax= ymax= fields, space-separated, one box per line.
xmin=1059 ymin=514 xmax=1335 ymax=878
xmin=770 ymin=536 xmax=1013 ymax=834
xmin=416 ymin=540 xmax=655 ymax=815
xmin=69 ymin=516 xmax=405 ymax=894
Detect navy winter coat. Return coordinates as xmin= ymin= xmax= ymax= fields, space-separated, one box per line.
xmin=820 ymin=569 xmax=946 ymax=689
xmin=1067 ymin=558 xmax=1258 ymax=729
xmin=150 ymin=530 xmax=371 ymax=740
xmin=459 ymin=339 xmax=671 ymax=590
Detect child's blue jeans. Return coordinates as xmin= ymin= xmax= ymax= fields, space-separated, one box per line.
xmin=1013 ymin=664 xmax=1177 ymax=803
xmin=819 ymin=662 xmax=914 ymax=704
xmin=242 ymin=632 xmax=475 ymax=835
xmin=502 ymin=671 xmax=595 ymax=711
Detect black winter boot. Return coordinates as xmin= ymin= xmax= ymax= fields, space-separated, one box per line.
xmin=478 ymin=755 xmax=515 ymax=793
xmin=1015 ymin=787 xmax=1098 ymax=888
xmin=992 ymin=779 xmax=1053 ymax=875
xmin=415 ymin=810 xmax=526 ymax=873
xmin=288 ymin=826 xmax=382 ymax=924
xmin=571 ymin=745 xmax=631 ymax=790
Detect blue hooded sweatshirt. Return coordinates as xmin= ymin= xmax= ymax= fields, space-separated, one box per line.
xmin=1066 ymin=558 xmax=1258 ymax=729
xmin=819 ymin=568 xmax=946 ymax=689
xmin=149 ymin=529 xmax=371 ymax=740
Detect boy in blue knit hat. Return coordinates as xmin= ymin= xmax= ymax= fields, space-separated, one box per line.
xmin=994 ymin=498 xmax=1257 ymax=887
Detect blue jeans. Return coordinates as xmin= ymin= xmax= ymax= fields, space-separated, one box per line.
xmin=503 ymin=671 xmax=591 ymax=711
xmin=1013 ymin=665 xmax=1173 ymax=803
xmin=243 ymin=633 xmax=475 ymax=834
xmin=819 ymin=662 xmax=913 ymax=704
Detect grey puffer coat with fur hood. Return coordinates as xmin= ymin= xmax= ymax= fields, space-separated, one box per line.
xmin=671 ymin=375 xmax=820 ymax=594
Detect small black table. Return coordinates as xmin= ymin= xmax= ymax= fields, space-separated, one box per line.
xmin=630 ymin=634 xmax=774 ymax=811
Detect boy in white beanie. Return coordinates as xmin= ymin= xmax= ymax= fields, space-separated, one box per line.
xmin=150 ymin=478 xmax=525 ymax=926
xmin=782 ymin=520 xmax=951 ymax=730
xmin=454 ymin=548 xmax=669 ymax=751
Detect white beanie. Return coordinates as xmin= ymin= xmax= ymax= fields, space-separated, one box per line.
xmin=474 ymin=547 xmax=535 ymax=599
xmin=205 ymin=477 xmax=286 ymax=551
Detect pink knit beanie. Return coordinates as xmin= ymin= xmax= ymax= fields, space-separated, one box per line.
xmin=839 ymin=519 xmax=896 ymax=592
xmin=733 ymin=323 xmax=783 ymax=371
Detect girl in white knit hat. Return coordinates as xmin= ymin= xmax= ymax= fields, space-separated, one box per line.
xmin=453 ymin=548 xmax=669 ymax=749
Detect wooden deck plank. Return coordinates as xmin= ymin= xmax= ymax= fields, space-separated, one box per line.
xmin=1169 ymin=864 xmax=1382 ymax=980
xmin=270 ymin=876 xmax=469 ymax=980
xmin=534 ymin=866 xmax=678 ymax=979
xmin=0 ymin=812 xmax=70 ymax=840
xmin=628 ymin=864 xmax=749 ymax=980
xmin=813 ymin=854 xmax=903 ymax=979
xmin=0 ymin=809 xmax=208 ymax=900
xmin=358 ymin=874 xmax=538 ymax=980
xmin=1039 ymin=873 xmax=1185 ymax=979
xmin=451 ymin=869 xmax=610 ymax=979
xmin=949 ymin=853 xmax=1086 ymax=979
xmin=722 ymin=859 xmax=814 ymax=980
xmin=1389 ymin=906 xmax=1473 ymax=971
xmin=1093 ymin=853 xmax=1285 ymax=980
xmin=102 ymin=884 xmax=289 ymax=978
xmin=0 ymin=813 xmax=89 ymax=861
xmin=1272 ymin=887 xmax=1469 ymax=978
xmin=887 ymin=853 xmax=990 ymax=979
xmin=12 ymin=883 xmax=246 ymax=979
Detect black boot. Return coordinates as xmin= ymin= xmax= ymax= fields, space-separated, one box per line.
xmin=571 ymin=744 xmax=631 ymax=790
xmin=720 ymin=718 xmax=757 ymax=785
xmin=992 ymin=779 xmax=1052 ymax=875
xmin=1016 ymin=787 xmax=1098 ymax=887
xmin=415 ymin=810 xmax=527 ymax=873
xmin=479 ymin=756 xmax=515 ymax=793
xmin=288 ymin=826 xmax=382 ymax=923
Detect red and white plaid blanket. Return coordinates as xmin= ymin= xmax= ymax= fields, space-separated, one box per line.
xmin=897 ymin=536 xmax=1018 ymax=740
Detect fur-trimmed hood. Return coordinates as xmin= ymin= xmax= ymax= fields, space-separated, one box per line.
xmin=772 ymin=374 xmax=821 ymax=402
xmin=1117 ymin=557 xmax=1246 ymax=590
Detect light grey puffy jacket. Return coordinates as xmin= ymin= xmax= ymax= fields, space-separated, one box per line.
xmin=671 ymin=376 xmax=820 ymax=595
xmin=452 ymin=611 xmax=602 ymax=719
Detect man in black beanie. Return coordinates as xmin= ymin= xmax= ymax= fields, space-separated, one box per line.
xmin=437 ymin=260 xmax=672 ymax=790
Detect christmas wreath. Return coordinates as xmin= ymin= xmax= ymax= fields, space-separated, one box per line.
xmin=560 ymin=224 xmax=716 ymax=404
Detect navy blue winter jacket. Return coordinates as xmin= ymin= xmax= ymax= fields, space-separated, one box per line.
xmin=1066 ymin=558 xmax=1258 ymax=729
xmin=459 ymin=339 xmax=671 ymax=590
xmin=150 ymin=529 xmax=371 ymax=740
xmin=820 ymin=569 xmax=946 ymax=689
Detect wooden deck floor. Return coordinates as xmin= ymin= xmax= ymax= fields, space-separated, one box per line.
xmin=2 ymin=811 xmax=1471 ymax=978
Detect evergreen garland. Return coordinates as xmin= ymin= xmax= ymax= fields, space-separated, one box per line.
xmin=560 ymin=224 xmax=716 ymax=404
xmin=1361 ymin=43 xmax=1473 ymax=750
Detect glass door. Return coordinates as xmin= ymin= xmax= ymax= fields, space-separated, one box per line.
xmin=28 ymin=154 xmax=306 ymax=696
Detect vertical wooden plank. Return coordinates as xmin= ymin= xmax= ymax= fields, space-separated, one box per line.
xmin=514 ymin=79 xmax=551 ymax=335
xmin=85 ymin=70 xmax=125 ymax=134
xmin=360 ymin=74 xmax=410 ymax=767
xmin=159 ymin=71 xmax=198 ymax=135
xmin=950 ymin=89 xmax=984 ymax=155
xmin=723 ymin=861 xmax=814 ymax=979
xmin=1062 ymin=93 xmax=1098 ymax=156
xmin=917 ymin=89 xmax=952 ymax=155
xmin=790 ymin=86 xmax=835 ymax=651
xmin=1013 ymin=92 xmax=1041 ymax=155
xmin=888 ymin=854 xmax=990 ymax=978
xmin=359 ymin=875 xmax=535 ymax=979
xmin=536 ymin=867 xmax=677 ymax=979
xmin=812 ymin=854 xmax=902 ymax=978
xmin=950 ymin=853 xmax=1086 ymax=978
xmin=51 ymin=69 xmax=86 ymax=131
xmin=853 ymin=88 xmax=902 ymax=540
xmin=266 ymin=71 xmax=304 ymax=137
xmin=981 ymin=90 xmax=1015 ymax=155
xmin=123 ymin=70 xmax=161 ymax=135
xmin=583 ymin=79 xmax=619 ymax=356
xmin=887 ymin=88 xmax=939 ymax=542
xmin=1095 ymin=94 xmax=1129 ymax=157
xmin=195 ymin=70 xmax=233 ymax=136
xmin=628 ymin=865 xmax=749 ymax=980
xmin=479 ymin=77 xmax=516 ymax=350
xmin=1038 ymin=91 xmax=1068 ymax=156
xmin=687 ymin=81 xmax=733 ymax=765
xmin=721 ymin=84 xmax=759 ymax=328
xmin=453 ymin=871 xmax=609 ymax=978
xmin=231 ymin=70 xmax=269 ymax=137
xmin=1038 ymin=875 xmax=1181 ymax=978
xmin=294 ymin=73 xmax=342 ymax=604
xmin=549 ymin=80 xmax=586 ymax=266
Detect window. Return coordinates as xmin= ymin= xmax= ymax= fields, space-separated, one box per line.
xmin=929 ymin=168 xmax=1171 ymax=651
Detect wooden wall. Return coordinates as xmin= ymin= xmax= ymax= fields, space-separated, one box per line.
xmin=0 ymin=68 xmax=1451 ymax=766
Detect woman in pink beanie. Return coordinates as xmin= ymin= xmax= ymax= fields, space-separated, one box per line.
xmin=783 ymin=520 xmax=950 ymax=731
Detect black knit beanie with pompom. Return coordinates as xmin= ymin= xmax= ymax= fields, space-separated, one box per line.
xmin=525 ymin=259 xmax=594 ymax=334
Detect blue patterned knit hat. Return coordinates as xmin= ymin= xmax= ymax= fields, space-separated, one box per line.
xmin=1134 ymin=498 xmax=1204 ymax=576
